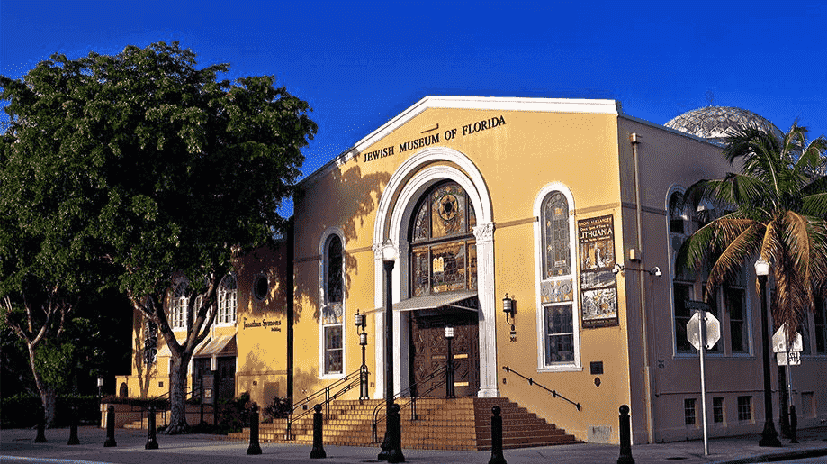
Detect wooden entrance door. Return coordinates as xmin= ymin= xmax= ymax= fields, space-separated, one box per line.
xmin=409 ymin=310 xmax=479 ymax=398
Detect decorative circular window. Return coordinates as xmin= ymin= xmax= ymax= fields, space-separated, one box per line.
xmin=253 ymin=274 xmax=269 ymax=301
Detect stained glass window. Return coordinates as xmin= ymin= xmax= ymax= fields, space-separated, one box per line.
xmin=322 ymin=233 xmax=344 ymax=375
xmin=542 ymin=192 xmax=570 ymax=278
xmin=409 ymin=181 xmax=476 ymax=296
xmin=544 ymin=304 xmax=574 ymax=363
xmin=327 ymin=235 xmax=343 ymax=304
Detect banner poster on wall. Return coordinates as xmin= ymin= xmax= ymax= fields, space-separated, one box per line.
xmin=578 ymin=215 xmax=618 ymax=328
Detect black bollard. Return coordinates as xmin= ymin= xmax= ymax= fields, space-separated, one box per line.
xmin=488 ymin=405 xmax=507 ymax=464
xmin=145 ymin=405 xmax=158 ymax=450
xmin=617 ymin=405 xmax=634 ymax=464
xmin=387 ymin=403 xmax=405 ymax=463
xmin=789 ymin=405 xmax=798 ymax=443
xmin=103 ymin=405 xmax=117 ymax=447
xmin=34 ymin=406 xmax=47 ymax=443
xmin=309 ymin=404 xmax=326 ymax=459
xmin=67 ymin=406 xmax=80 ymax=445
xmin=247 ymin=403 xmax=262 ymax=455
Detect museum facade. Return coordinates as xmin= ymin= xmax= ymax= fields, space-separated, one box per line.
xmin=117 ymin=96 xmax=827 ymax=444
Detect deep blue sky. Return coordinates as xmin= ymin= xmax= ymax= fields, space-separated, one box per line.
xmin=3 ymin=1 xmax=826 ymax=192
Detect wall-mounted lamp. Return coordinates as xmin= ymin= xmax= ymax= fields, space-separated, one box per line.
xmin=502 ymin=294 xmax=517 ymax=342
xmin=354 ymin=309 xmax=366 ymax=334
xmin=648 ymin=267 xmax=662 ymax=277
xmin=613 ymin=263 xmax=624 ymax=274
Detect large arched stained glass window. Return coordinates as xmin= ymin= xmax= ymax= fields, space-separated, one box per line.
xmin=409 ymin=181 xmax=477 ymax=296
xmin=539 ymin=190 xmax=575 ymax=366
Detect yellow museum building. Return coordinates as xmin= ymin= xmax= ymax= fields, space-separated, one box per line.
xmin=117 ymin=97 xmax=827 ymax=445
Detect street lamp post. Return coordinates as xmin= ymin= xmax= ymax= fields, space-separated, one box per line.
xmin=755 ymin=258 xmax=782 ymax=447
xmin=355 ymin=310 xmax=369 ymax=400
xmin=445 ymin=326 xmax=455 ymax=398
xmin=378 ymin=240 xmax=404 ymax=463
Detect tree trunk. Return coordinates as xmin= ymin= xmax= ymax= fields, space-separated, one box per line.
xmin=166 ymin=354 xmax=190 ymax=434
xmin=27 ymin=344 xmax=57 ymax=427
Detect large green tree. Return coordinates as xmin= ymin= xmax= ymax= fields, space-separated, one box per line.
xmin=678 ymin=124 xmax=827 ymax=339
xmin=0 ymin=42 xmax=316 ymax=432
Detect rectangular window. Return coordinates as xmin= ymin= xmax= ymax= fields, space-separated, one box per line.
xmin=684 ymin=398 xmax=697 ymax=425
xmin=713 ymin=397 xmax=725 ymax=424
xmin=801 ymin=392 xmax=815 ymax=418
xmin=725 ymin=286 xmax=748 ymax=353
xmin=321 ymin=304 xmax=343 ymax=375
xmin=173 ymin=297 xmax=187 ymax=329
xmin=737 ymin=396 xmax=752 ymax=422
xmin=815 ymin=296 xmax=826 ymax=353
xmin=324 ymin=326 xmax=343 ymax=374
xmin=674 ymin=283 xmax=693 ymax=352
xmin=544 ymin=304 xmax=574 ymax=365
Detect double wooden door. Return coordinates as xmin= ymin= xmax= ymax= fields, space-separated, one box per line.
xmin=409 ymin=310 xmax=479 ymax=398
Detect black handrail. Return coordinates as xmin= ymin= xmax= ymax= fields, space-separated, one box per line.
xmin=371 ymin=365 xmax=447 ymax=443
xmin=285 ymin=367 xmax=364 ymax=440
xmin=502 ymin=366 xmax=581 ymax=411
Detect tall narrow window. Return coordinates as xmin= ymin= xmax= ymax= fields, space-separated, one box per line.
xmin=537 ymin=189 xmax=576 ymax=368
xmin=725 ymin=268 xmax=749 ymax=354
xmin=172 ymin=282 xmax=189 ymax=329
xmin=674 ymin=283 xmax=694 ymax=353
xmin=321 ymin=234 xmax=344 ymax=375
xmin=217 ymin=274 xmax=238 ymax=325
xmin=684 ymin=398 xmax=697 ymax=425
xmin=713 ymin=397 xmax=725 ymax=424
xmin=815 ymin=296 xmax=826 ymax=354
xmin=737 ymin=396 xmax=752 ymax=422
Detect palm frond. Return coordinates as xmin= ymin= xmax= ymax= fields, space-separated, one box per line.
xmin=705 ymin=221 xmax=763 ymax=296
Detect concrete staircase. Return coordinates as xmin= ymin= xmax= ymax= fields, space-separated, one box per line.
xmin=228 ymin=397 xmax=576 ymax=451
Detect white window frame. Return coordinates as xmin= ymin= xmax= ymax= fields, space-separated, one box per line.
xmin=534 ymin=183 xmax=581 ymax=372
xmin=319 ymin=227 xmax=346 ymax=378
xmin=216 ymin=273 xmax=238 ymax=326
xmin=172 ymin=280 xmax=189 ymax=330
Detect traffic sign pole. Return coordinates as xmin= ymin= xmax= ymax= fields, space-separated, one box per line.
xmin=697 ymin=309 xmax=710 ymax=456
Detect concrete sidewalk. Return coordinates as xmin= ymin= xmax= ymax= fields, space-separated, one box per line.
xmin=2 ymin=426 xmax=826 ymax=464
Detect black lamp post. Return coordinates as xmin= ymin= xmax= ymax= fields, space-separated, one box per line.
xmin=378 ymin=240 xmax=404 ymax=462
xmin=355 ymin=310 xmax=369 ymax=400
xmin=445 ymin=325 xmax=455 ymax=398
xmin=97 ymin=376 xmax=104 ymax=399
xmin=755 ymin=258 xmax=781 ymax=447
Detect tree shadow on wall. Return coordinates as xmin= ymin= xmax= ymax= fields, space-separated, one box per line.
xmin=293 ymin=164 xmax=390 ymax=324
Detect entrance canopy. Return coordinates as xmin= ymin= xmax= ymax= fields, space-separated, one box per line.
xmin=195 ymin=334 xmax=237 ymax=357
xmin=389 ymin=290 xmax=478 ymax=313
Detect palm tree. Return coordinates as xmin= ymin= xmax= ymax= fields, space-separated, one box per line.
xmin=677 ymin=123 xmax=827 ymax=338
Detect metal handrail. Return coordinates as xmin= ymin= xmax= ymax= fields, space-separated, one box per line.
xmin=502 ymin=366 xmax=581 ymax=411
xmin=285 ymin=367 xmax=364 ymax=440
xmin=371 ymin=365 xmax=447 ymax=442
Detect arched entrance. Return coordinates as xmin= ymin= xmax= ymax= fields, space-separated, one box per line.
xmin=406 ymin=181 xmax=480 ymax=397
xmin=372 ymin=147 xmax=498 ymax=399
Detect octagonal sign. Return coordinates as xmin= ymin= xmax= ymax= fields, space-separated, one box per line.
xmin=687 ymin=311 xmax=721 ymax=351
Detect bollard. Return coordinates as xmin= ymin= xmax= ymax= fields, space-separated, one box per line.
xmin=309 ymin=404 xmax=326 ymax=459
xmin=488 ymin=405 xmax=507 ymax=464
xmin=789 ymin=405 xmax=798 ymax=443
xmin=617 ymin=405 xmax=634 ymax=464
xmin=145 ymin=405 xmax=159 ymax=450
xmin=34 ymin=406 xmax=47 ymax=443
xmin=103 ymin=405 xmax=117 ymax=447
xmin=247 ymin=403 xmax=262 ymax=455
xmin=387 ymin=403 xmax=405 ymax=463
xmin=67 ymin=406 xmax=80 ymax=445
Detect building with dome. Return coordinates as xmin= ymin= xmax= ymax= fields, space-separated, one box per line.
xmin=116 ymin=98 xmax=826 ymax=447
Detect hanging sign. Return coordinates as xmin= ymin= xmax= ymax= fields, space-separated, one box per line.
xmin=578 ymin=215 xmax=618 ymax=328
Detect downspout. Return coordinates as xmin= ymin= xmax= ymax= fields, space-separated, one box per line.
xmin=286 ymin=220 xmax=295 ymax=406
xmin=630 ymin=132 xmax=655 ymax=443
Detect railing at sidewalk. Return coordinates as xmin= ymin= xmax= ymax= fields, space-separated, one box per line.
xmin=371 ymin=365 xmax=447 ymax=443
xmin=502 ymin=366 xmax=581 ymax=411
xmin=285 ymin=367 xmax=364 ymax=440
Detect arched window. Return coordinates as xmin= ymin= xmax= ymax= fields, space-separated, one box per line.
xmin=217 ymin=274 xmax=238 ymax=325
xmin=321 ymin=233 xmax=344 ymax=376
xmin=409 ymin=181 xmax=477 ymax=296
xmin=535 ymin=186 xmax=579 ymax=370
xmin=172 ymin=281 xmax=189 ymax=329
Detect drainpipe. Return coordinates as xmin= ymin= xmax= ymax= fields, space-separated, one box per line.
xmin=631 ymin=132 xmax=655 ymax=443
xmin=286 ymin=220 xmax=294 ymax=406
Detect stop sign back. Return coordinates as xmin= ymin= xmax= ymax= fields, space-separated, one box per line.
xmin=687 ymin=310 xmax=721 ymax=351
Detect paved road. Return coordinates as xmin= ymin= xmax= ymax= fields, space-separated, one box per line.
xmin=2 ymin=426 xmax=826 ymax=464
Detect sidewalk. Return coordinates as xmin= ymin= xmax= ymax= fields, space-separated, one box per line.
xmin=2 ymin=426 xmax=826 ymax=464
